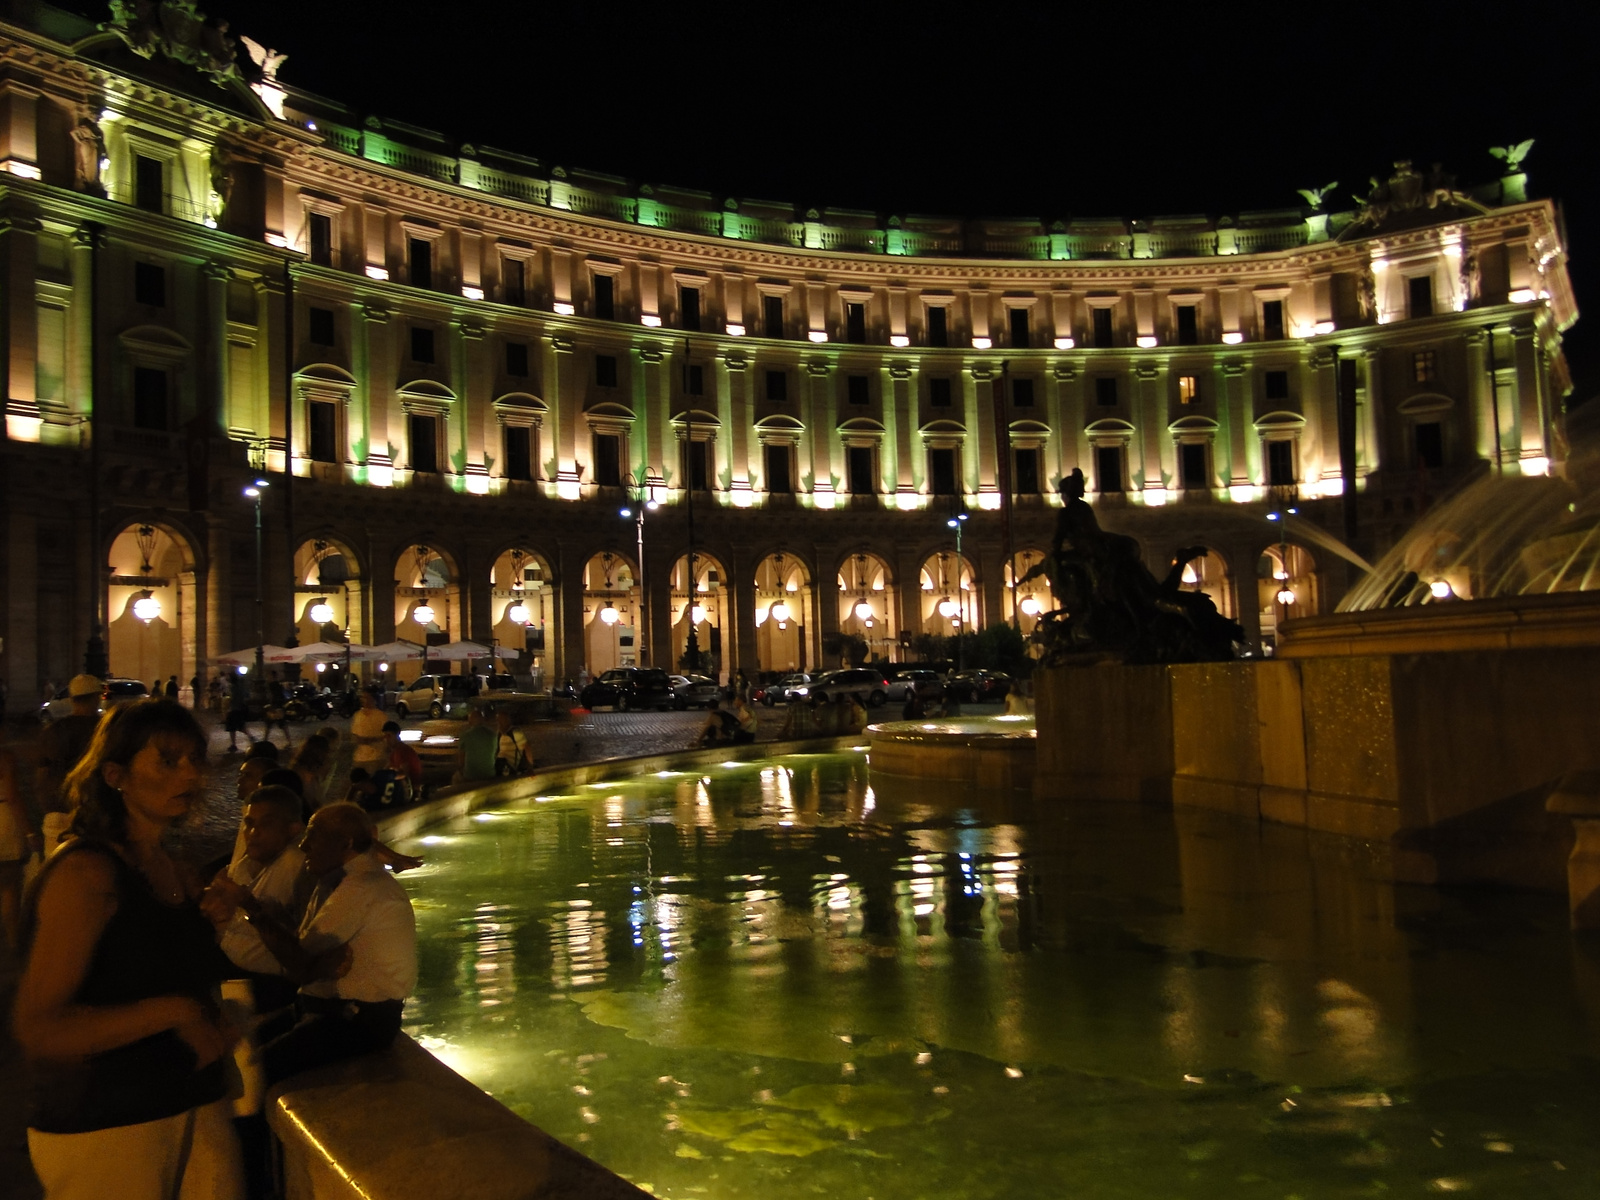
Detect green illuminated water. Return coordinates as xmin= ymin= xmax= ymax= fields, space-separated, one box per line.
xmin=396 ymin=751 xmax=1600 ymax=1198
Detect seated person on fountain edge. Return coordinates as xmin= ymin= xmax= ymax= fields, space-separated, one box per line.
xmin=205 ymin=803 xmax=417 ymax=1085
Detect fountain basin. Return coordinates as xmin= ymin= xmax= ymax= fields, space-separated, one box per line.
xmin=867 ymin=715 xmax=1036 ymax=794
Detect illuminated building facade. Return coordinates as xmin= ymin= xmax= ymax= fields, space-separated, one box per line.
xmin=0 ymin=3 xmax=1579 ymax=705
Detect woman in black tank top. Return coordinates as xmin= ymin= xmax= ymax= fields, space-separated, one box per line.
xmin=13 ymin=700 xmax=246 ymax=1200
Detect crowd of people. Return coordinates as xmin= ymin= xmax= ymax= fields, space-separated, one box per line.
xmin=4 ymin=683 xmax=422 ymax=1200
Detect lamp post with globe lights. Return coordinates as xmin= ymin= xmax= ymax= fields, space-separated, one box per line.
xmin=242 ymin=478 xmax=270 ymax=700
xmin=619 ymin=469 xmax=661 ymax=666
xmin=946 ymin=512 xmax=969 ymax=675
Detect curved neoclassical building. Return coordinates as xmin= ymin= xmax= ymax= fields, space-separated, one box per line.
xmin=0 ymin=2 xmax=1580 ymax=704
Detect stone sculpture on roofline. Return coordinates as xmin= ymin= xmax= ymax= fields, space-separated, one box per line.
xmin=1018 ymin=468 xmax=1244 ymax=665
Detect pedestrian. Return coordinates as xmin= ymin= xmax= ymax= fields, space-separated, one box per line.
xmin=349 ymin=688 xmax=387 ymax=776
xmin=164 ymin=676 xmax=178 ymax=699
xmin=13 ymin=699 xmax=246 ymax=1199
xmin=455 ymin=706 xmax=497 ymax=785
xmin=262 ymin=680 xmax=291 ymax=749
xmin=35 ymin=675 xmax=103 ymax=854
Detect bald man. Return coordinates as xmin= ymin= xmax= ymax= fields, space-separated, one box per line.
xmin=212 ymin=803 xmax=417 ymax=1084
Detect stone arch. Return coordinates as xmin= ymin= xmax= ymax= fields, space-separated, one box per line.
xmin=1258 ymin=541 xmax=1319 ymax=651
xmin=488 ymin=546 xmax=556 ymax=686
xmin=1176 ymin=546 xmax=1236 ymax=620
xmin=293 ymin=534 xmax=366 ymax=647
xmin=665 ymin=549 xmax=729 ymax=677
xmin=105 ymin=518 xmax=202 ymax=698
xmin=754 ymin=550 xmax=812 ymax=674
xmin=393 ymin=541 xmax=462 ymax=682
xmin=836 ymin=550 xmax=898 ymax=664
xmin=581 ymin=548 xmax=640 ymax=675
xmin=1003 ymin=546 xmax=1056 ymax=633
xmin=919 ymin=549 xmax=980 ymax=634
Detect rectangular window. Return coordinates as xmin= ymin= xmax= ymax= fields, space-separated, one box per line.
xmin=309 ymin=306 xmax=336 ymax=347
xmin=927 ymin=305 xmax=948 ymax=347
xmin=685 ymin=363 xmax=704 ymax=396
xmin=929 ymin=377 xmax=953 ymax=408
xmin=765 ymin=369 xmax=787 ymax=402
xmin=409 ymin=413 xmax=438 ymax=473
xmin=847 ymin=445 xmax=875 ymax=494
xmin=763 ymin=294 xmax=785 ymax=338
xmin=132 ymin=367 xmax=167 ymax=430
xmin=593 ymin=273 xmax=615 ymax=321
xmin=595 ymin=354 xmax=618 ymax=388
xmin=1264 ymin=370 xmax=1289 ymax=401
xmin=929 ymin=447 xmax=959 ymax=496
xmin=764 ymin=443 xmax=793 ymax=492
xmin=504 ymin=426 xmax=532 ymax=481
xmin=1012 ymin=378 xmax=1035 ymax=407
xmin=1014 ymin=447 xmax=1040 ymax=495
xmin=1261 ymin=299 xmax=1286 ymax=340
xmin=1178 ymin=374 xmax=1199 ymax=405
xmin=1008 ymin=306 xmax=1030 ymax=349
xmin=1413 ymin=349 xmax=1437 ymax=383
xmin=847 ymin=374 xmax=870 ymax=406
xmin=593 ymin=433 xmax=622 ymax=486
xmin=309 ymin=400 xmax=337 ymax=463
xmin=505 ymin=341 xmax=528 ymax=377
xmin=134 ymin=262 xmax=165 ymax=307
xmin=1176 ymin=304 xmax=1198 ymax=345
xmin=1095 ymin=444 xmax=1124 ymax=493
xmin=1408 ymin=275 xmax=1435 ymax=319
xmin=134 ymin=154 xmax=164 ymax=212
xmin=682 ymin=439 xmax=709 ymax=491
xmin=845 ymin=301 xmax=867 ymax=343
xmin=410 ymin=326 xmax=434 ymax=363
xmin=409 ymin=238 xmax=432 ymax=290
xmin=1092 ymin=307 xmax=1114 ymax=348
xmin=309 ymin=213 xmax=332 ymax=267
xmin=1179 ymin=442 xmax=1209 ymax=489
xmin=1267 ymin=439 xmax=1296 ymax=487
xmin=680 ymin=286 xmax=701 ymax=331
xmin=1095 ymin=376 xmax=1118 ymax=406
xmin=502 ymin=257 xmax=525 ymax=306
xmin=1415 ymin=421 xmax=1444 ymax=469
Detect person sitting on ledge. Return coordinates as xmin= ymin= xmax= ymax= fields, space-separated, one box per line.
xmin=205 ymin=802 xmax=416 ymax=1087
xmin=698 ymin=694 xmax=757 ymax=747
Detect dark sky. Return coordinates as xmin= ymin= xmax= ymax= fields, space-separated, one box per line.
xmin=79 ymin=0 xmax=1600 ymax=395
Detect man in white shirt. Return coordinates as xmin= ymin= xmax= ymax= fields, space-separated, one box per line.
xmin=216 ymin=802 xmax=417 ymax=1085
xmin=204 ymin=786 xmax=312 ymax=1012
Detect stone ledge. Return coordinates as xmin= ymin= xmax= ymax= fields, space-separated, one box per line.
xmin=269 ymin=1035 xmax=650 ymax=1200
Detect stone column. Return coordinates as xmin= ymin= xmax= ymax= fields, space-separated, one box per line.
xmin=358 ymin=300 xmax=391 ymax=479
xmin=452 ymin=318 xmax=485 ymax=489
xmin=203 ymin=261 xmax=231 ymax=436
xmin=1510 ymin=326 xmax=1544 ymax=464
xmin=1137 ymin=363 xmax=1166 ymax=492
xmin=729 ymin=542 xmax=759 ymax=676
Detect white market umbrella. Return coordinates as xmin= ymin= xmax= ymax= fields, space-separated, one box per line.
xmin=368 ymin=640 xmax=427 ymax=662
xmin=297 ymin=641 xmax=387 ymax=664
xmin=425 ymin=640 xmax=494 ymax=662
xmin=213 ymin=644 xmax=303 ymax=666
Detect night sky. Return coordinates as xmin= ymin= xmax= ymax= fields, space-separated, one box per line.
xmin=62 ymin=0 xmax=1600 ymax=397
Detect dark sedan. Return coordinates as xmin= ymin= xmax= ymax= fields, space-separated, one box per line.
xmin=580 ymin=667 xmax=674 ymax=711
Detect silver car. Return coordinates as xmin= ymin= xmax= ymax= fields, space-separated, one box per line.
xmin=669 ymin=674 xmax=720 ymax=709
xmin=884 ymin=670 xmax=945 ymax=702
xmin=760 ymin=673 xmax=814 ymax=706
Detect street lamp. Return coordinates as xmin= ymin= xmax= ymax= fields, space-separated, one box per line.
xmin=619 ymin=469 xmax=661 ymax=666
xmin=309 ymin=600 xmax=335 ymax=626
xmin=243 ymin=478 xmax=270 ymax=700
xmin=132 ymin=591 xmax=161 ymax=623
xmin=946 ymin=512 xmax=969 ymax=674
xmin=599 ymin=601 xmax=620 ymax=626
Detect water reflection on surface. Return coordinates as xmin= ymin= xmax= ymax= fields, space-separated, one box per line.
xmin=401 ymin=752 xmax=1600 ymax=1198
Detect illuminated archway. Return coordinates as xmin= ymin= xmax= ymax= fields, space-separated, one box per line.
xmin=1003 ymin=548 xmax=1055 ymax=637
xmin=393 ymin=543 xmax=461 ymax=682
xmin=836 ymin=552 xmax=896 ymax=664
xmin=107 ymin=521 xmax=196 ymax=695
xmin=582 ymin=550 xmax=638 ymax=675
xmin=1175 ymin=547 xmax=1235 ymax=620
xmin=1258 ymin=543 xmax=1318 ymax=651
xmin=919 ymin=550 xmax=979 ymax=634
xmin=669 ymin=551 xmax=728 ymax=679
xmin=490 ymin=547 xmax=555 ymax=687
xmin=293 ymin=536 xmax=365 ymax=647
xmin=754 ymin=552 xmax=811 ymax=674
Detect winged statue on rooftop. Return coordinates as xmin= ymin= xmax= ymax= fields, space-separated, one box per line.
xmin=1489 ymin=140 xmax=1535 ymax=173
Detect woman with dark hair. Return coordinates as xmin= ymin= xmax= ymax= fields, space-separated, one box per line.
xmin=12 ymin=699 xmax=245 ymax=1199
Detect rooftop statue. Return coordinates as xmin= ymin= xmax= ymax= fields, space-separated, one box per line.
xmin=104 ymin=0 xmax=239 ymax=87
xmin=1295 ymin=182 xmax=1339 ymax=212
xmin=1490 ymin=140 xmax=1535 ymax=173
xmin=1018 ymin=469 xmax=1244 ymax=665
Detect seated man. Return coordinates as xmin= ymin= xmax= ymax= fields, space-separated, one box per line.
xmin=456 ymin=705 xmax=498 ymax=785
xmin=204 ymin=785 xmax=313 ymax=1013
xmin=210 ymin=803 xmax=417 ymax=1086
xmin=493 ymin=708 xmax=532 ymax=777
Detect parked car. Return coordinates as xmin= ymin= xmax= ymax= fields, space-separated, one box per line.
xmin=394 ymin=673 xmax=477 ymax=719
xmin=475 ymin=672 xmax=519 ymax=693
xmin=796 ymin=667 xmax=890 ymax=707
xmin=947 ymin=669 xmax=1013 ymax=703
xmin=884 ymin=669 xmax=946 ymax=703
xmin=581 ymin=667 xmax=674 ymax=711
xmin=669 ymin=673 xmax=720 ymax=709
xmin=760 ymin=673 xmax=815 ymax=706
xmin=39 ymin=677 xmax=147 ymax=724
